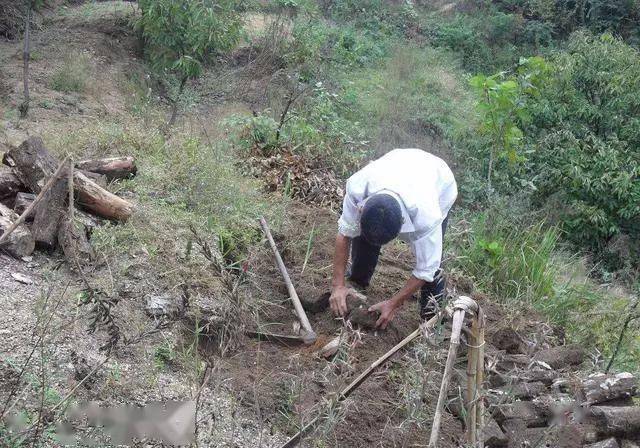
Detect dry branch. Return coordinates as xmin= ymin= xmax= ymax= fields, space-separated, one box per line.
xmin=430 ymin=307 xmax=466 ymax=448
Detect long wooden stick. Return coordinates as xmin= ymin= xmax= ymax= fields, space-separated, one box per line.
xmin=476 ymin=308 xmax=486 ymax=448
xmin=466 ymin=317 xmax=480 ymax=445
xmin=259 ymin=217 xmax=316 ymax=344
xmin=0 ymin=156 xmax=69 ymax=247
xmin=280 ymin=313 xmax=442 ymax=448
xmin=429 ymin=308 xmax=465 ymax=448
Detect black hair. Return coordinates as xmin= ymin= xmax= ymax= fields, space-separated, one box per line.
xmin=360 ymin=193 xmax=402 ymax=246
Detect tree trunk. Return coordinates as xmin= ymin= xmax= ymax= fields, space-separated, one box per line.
xmin=0 ymin=167 xmax=25 ymax=203
xmin=32 ymin=164 xmax=69 ymax=250
xmin=0 ymin=203 xmax=35 ymax=258
xmin=582 ymin=373 xmax=637 ymax=405
xmin=167 ymin=76 xmax=187 ymax=129
xmin=2 ymin=137 xmax=58 ymax=193
xmin=19 ymin=1 xmax=31 ymax=118
xmin=13 ymin=192 xmax=36 ymax=220
xmin=589 ymin=406 xmax=640 ymax=437
xmin=76 ymin=157 xmax=137 ymax=181
xmin=4 ymin=137 xmax=135 ymax=222
xmin=58 ymin=219 xmax=94 ymax=266
xmin=73 ymin=172 xmax=135 ymax=221
xmin=79 ymin=170 xmax=108 ymax=188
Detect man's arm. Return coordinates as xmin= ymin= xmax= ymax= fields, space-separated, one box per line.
xmin=329 ymin=233 xmax=352 ymax=316
xmin=369 ymin=276 xmax=425 ymax=329
xmin=369 ymin=225 xmax=443 ymax=329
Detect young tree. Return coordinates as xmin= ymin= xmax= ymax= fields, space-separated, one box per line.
xmin=137 ymin=0 xmax=242 ymax=129
xmin=19 ymin=0 xmax=44 ymax=118
xmin=469 ymin=56 xmax=550 ymax=193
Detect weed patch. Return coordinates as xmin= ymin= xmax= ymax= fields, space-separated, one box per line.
xmin=50 ymin=52 xmax=91 ymax=93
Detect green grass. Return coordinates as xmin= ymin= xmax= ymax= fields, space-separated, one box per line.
xmin=449 ymin=210 xmax=640 ymax=372
xmin=50 ymin=52 xmax=91 ymax=93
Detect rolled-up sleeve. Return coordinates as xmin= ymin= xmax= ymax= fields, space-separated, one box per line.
xmin=410 ymin=225 xmax=443 ymax=282
xmin=337 ymin=190 xmax=361 ymax=238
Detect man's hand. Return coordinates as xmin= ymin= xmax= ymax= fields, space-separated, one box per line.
xmin=368 ymin=299 xmax=399 ymax=329
xmin=329 ymin=285 xmax=351 ymax=316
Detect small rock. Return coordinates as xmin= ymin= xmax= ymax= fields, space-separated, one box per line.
xmin=585 ymin=438 xmax=620 ymax=448
xmin=145 ymin=294 xmax=180 ymax=318
xmin=26 ymin=262 xmax=39 ymax=269
xmin=11 ymin=272 xmax=33 ymax=284
xmin=483 ymin=416 xmax=508 ymax=447
xmin=348 ymin=307 xmax=379 ymax=330
xmin=491 ymin=327 xmax=524 ymax=354
xmin=21 ymin=255 xmax=33 ymax=262
xmin=533 ymin=344 xmax=585 ymax=369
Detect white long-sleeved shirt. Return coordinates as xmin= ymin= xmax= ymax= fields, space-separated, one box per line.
xmin=338 ymin=148 xmax=458 ymax=282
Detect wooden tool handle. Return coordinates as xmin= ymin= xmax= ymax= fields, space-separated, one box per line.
xmin=259 ymin=217 xmax=316 ymax=342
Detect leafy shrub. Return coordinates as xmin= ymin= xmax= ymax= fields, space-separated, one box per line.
xmin=469 ymin=56 xmax=551 ymax=193
xmin=50 ymin=52 xmax=91 ymax=93
xmin=534 ymin=131 xmax=640 ymax=248
xmin=525 ymin=33 xmax=640 ymax=260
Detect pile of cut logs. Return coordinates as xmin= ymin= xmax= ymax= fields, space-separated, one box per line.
xmin=0 ymin=136 xmax=136 ymax=263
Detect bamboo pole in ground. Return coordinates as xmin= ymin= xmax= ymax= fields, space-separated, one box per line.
xmin=476 ymin=307 xmax=486 ymax=448
xmin=280 ymin=312 xmax=442 ymax=448
xmin=466 ymin=316 xmax=480 ymax=445
xmin=259 ymin=216 xmax=316 ymax=344
xmin=429 ymin=307 xmax=466 ymax=448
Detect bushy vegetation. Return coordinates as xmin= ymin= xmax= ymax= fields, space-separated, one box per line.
xmin=450 ymin=209 xmax=640 ymax=371
xmin=50 ymin=51 xmax=91 ymax=93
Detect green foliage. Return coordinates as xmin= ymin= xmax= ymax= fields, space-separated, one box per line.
xmin=137 ymin=0 xmax=242 ymax=81
xmin=469 ymin=56 xmax=551 ymax=191
xmin=450 ymin=212 xmax=640 ymax=370
xmin=452 ymin=213 xmax=558 ymax=305
xmin=50 ymin=52 xmax=91 ymax=93
xmin=524 ymin=33 xmax=640 ymax=259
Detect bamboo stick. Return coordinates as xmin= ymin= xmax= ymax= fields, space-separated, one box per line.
xmin=280 ymin=312 xmax=442 ymax=448
xmin=0 ymin=156 xmax=69 ymax=247
xmin=259 ymin=217 xmax=316 ymax=344
xmin=476 ymin=308 xmax=486 ymax=448
xmin=466 ymin=317 xmax=480 ymax=445
xmin=429 ymin=308 xmax=465 ymax=448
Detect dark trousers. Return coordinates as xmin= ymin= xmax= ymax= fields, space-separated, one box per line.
xmin=348 ymin=217 xmax=448 ymax=319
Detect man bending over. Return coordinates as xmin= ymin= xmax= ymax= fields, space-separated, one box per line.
xmin=329 ymin=148 xmax=457 ymax=329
